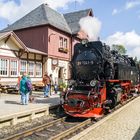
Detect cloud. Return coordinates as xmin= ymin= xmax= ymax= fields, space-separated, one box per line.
xmin=79 ymin=16 xmax=102 ymax=41
xmin=112 ymin=0 xmax=140 ymax=16
xmin=104 ymin=30 xmax=140 ymax=59
xmin=112 ymin=9 xmax=118 ymax=15
xmin=125 ymin=0 xmax=140 ymax=10
xmin=0 ymin=0 xmax=85 ymax=23
xmin=112 ymin=9 xmax=119 ymax=15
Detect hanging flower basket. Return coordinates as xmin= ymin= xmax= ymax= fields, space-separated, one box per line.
xmin=58 ymin=47 xmax=68 ymax=53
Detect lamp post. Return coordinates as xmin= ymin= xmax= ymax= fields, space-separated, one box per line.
xmin=48 ymin=33 xmax=56 ymax=42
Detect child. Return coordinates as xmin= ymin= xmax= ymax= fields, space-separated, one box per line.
xmin=54 ymin=82 xmax=58 ymax=94
xmin=26 ymin=75 xmax=34 ymax=102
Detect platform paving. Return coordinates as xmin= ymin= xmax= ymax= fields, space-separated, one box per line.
xmin=71 ymin=96 xmax=140 ymax=140
xmin=0 ymin=92 xmax=60 ymax=120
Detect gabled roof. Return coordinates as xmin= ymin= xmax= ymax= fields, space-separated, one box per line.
xmin=0 ymin=32 xmax=12 ymax=40
xmin=2 ymin=4 xmax=71 ymax=33
xmin=2 ymin=4 xmax=93 ymax=35
xmin=0 ymin=31 xmax=47 ymax=55
xmin=0 ymin=31 xmax=28 ymax=51
xmin=64 ymin=9 xmax=93 ymax=34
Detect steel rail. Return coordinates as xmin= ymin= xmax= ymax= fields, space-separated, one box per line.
xmin=3 ymin=117 xmax=66 ymax=140
xmin=50 ymin=118 xmax=92 ymax=140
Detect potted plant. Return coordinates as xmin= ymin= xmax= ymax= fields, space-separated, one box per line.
xmin=58 ymin=47 xmax=68 ymax=53
xmin=59 ymin=82 xmax=67 ymax=91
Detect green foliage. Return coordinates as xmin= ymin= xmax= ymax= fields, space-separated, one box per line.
xmin=112 ymin=44 xmax=127 ymax=55
xmin=134 ymin=56 xmax=138 ymax=63
xmin=59 ymin=82 xmax=67 ymax=89
xmin=134 ymin=56 xmax=140 ymax=64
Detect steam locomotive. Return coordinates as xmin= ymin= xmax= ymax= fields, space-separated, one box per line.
xmin=62 ymin=40 xmax=139 ymax=118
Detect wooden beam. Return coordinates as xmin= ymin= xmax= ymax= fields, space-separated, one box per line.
xmin=18 ymin=49 xmax=25 ymax=58
xmin=5 ymin=35 xmax=11 ymax=44
xmin=12 ymin=50 xmax=19 ymax=57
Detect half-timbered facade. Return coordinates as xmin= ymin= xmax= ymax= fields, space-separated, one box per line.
xmin=0 ymin=31 xmax=47 ymax=85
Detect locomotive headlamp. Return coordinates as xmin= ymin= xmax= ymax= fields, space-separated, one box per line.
xmin=90 ymin=80 xmax=97 ymax=87
xmin=81 ymin=39 xmax=88 ymax=45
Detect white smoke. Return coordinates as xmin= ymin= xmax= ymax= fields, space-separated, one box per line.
xmin=79 ymin=16 xmax=102 ymax=41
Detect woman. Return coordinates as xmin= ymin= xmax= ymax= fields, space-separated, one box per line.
xmin=20 ymin=73 xmax=29 ymax=105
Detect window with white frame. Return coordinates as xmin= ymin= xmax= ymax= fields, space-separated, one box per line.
xmin=63 ymin=38 xmax=67 ymax=48
xmin=36 ymin=62 xmax=42 ymax=77
xmin=28 ymin=61 xmax=34 ymax=77
xmin=10 ymin=60 xmax=18 ymax=76
xmin=0 ymin=58 xmax=8 ymax=76
xmin=20 ymin=60 xmax=27 ymax=76
xmin=59 ymin=37 xmax=63 ymax=48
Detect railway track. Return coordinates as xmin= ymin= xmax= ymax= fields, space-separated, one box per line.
xmin=3 ymin=117 xmax=92 ymax=140
xmin=2 ymin=94 xmax=139 ymax=140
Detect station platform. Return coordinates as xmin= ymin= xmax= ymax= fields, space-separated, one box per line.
xmin=0 ymin=92 xmax=60 ymax=128
xmin=71 ymin=96 xmax=140 ymax=140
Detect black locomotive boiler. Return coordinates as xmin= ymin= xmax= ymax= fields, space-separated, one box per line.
xmin=62 ymin=41 xmax=139 ymax=118
xmin=72 ymin=41 xmax=138 ymax=83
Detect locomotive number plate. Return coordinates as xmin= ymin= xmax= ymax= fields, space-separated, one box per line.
xmin=77 ymin=60 xmax=94 ymax=65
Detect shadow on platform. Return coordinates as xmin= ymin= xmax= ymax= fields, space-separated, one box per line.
xmin=132 ymin=126 xmax=140 ymax=140
xmin=35 ymin=97 xmax=60 ymax=104
xmin=5 ymin=100 xmax=20 ymax=105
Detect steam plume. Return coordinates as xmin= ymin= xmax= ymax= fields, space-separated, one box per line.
xmin=79 ymin=16 xmax=102 ymax=41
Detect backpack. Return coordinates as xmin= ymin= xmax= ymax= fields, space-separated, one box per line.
xmin=26 ymin=80 xmax=32 ymax=91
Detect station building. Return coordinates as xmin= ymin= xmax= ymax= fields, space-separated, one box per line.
xmin=1 ymin=4 xmax=93 ymax=85
xmin=0 ymin=31 xmax=47 ymax=85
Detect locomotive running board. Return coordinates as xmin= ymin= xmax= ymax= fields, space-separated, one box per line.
xmin=66 ymin=108 xmax=103 ymax=118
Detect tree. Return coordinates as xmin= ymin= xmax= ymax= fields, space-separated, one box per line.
xmin=134 ymin=56 xmax=138 ymax=63
xmin=112 ymin=44 xmax=127 ymax=55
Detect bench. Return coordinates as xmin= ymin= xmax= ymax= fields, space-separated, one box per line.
xmin=32 ymin=82 xmax=44 ymax=91
xmin=0 ymin=84 xmax=18 ymax=94
xmin=7 ymin=87 xmax=19 ymax=94
xmin=0 ymin=84 xmax=2 ymax=93
xmin=0 ymin=84 xmax=2 ymax=96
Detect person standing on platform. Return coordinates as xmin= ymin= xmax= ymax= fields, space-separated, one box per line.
xmin=54 ymin=81 xmax=58 ymax=94
xmin=49 ymin=74 xmax=54 ymax=96
xmin=26 ymin=75 xmax=33 ymax=102
xmin=19 ymin=72 xmax=29 ymax=105
xmin=42 ymin=73 xmax=51 ymax=97
xmin=17 ymin=75 xmax=22 ymax=101
xmin=17 ymin=75 xmax=21 ymax=91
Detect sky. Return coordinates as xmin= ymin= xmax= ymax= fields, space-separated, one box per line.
xmin=0 ymin=0 xmax=140 ymax=59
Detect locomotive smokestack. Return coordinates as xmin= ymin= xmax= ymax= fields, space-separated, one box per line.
xmin=79 ymin=16 xmax=102 ymax=41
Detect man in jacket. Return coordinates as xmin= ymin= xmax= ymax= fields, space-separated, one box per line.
xmin=42 ymin=73 xmax=51 ymax=97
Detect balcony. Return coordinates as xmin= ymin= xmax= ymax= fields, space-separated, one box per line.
xmin=58 ymin=47 xmax=68 ymax=53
